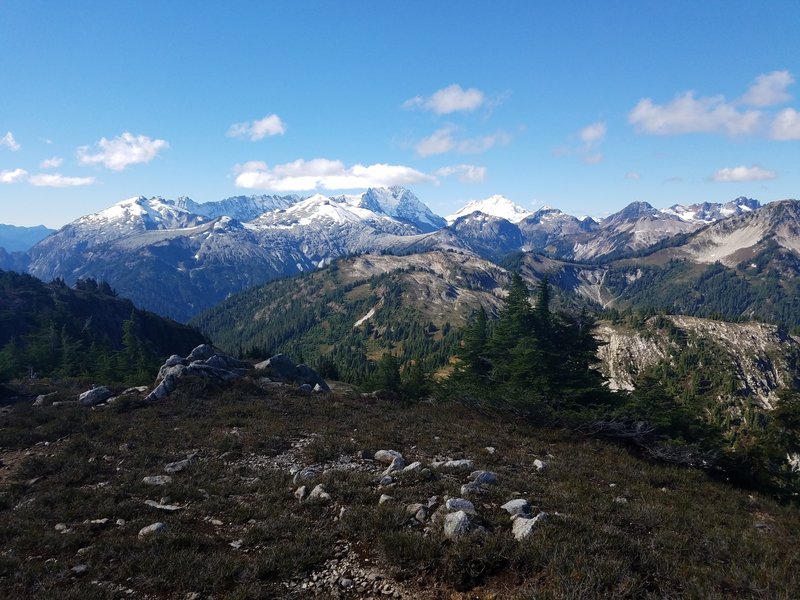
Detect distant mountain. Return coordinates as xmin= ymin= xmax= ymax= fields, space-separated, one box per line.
xmin=26 ymin=188 xmax=456 ymax=321
xmin=173 ymin=194 xmax=298 ymax=222
xmin=445 ymin=195 xmax=531 ymax=224
xmin=602 ymin=199 xmax=800 ymax=329
xmin=0 ymin=223 xmax=54 ymax=252
xmin=570 ymin=201 xmax=699 ymax=261
xmin=663 ymin=197 xmax=760 ymax=224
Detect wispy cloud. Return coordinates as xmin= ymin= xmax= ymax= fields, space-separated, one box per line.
xmin=77 ymin=132 xmax=168 ymax=170
xmin=0 ymin=168 xmax=27 ymax=183
xmin=711 ymin=165 xmax=776 ymax=182
xmin=40 ymin=156 xmax=63 ymax=169
xmin=234 ymin=158 xmax=435 ymax=191
xmin=403 ymin=84 xmax=486 ymax=115
xmin=29 ymin=173 xmax=95 ymax=187
xmin=435 ymin=164 xmax=487 ymax=183
xmin=579 ymin=121 xmax=607 ymax=146
xmin=1 ymin=131 xmax=21 ymax=151
xmin=227 ymin=114 xmax=287 ymax=140
xmin=415 ymin=126 xmax=511 ymax=157
xmin=770 ymin=108 xmax=800 ymax=140
xmin=625 ymin=171 xmax=641 ymax=180
xmin=741 ymin=70 xmax=794 ymax=107
xmin=629 ymin=92 xmax=761 ymax=136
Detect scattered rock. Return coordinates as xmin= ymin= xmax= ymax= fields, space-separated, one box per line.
xmin=374 ymin=450 xmax=404 ymax=464
xmin=54 ymin=523 xmax=68 ymax=532
xmin=533 ymin=459 xmax=548 ymax=472
xmin=402 ymin=461 xmax=423 ymax=472
xmin=443 ymin=510 xmax=471 ymax=539
xmin=614 ymin=496 xmax=628 ymax=504
xmin=512 ymin=511 xmax=547 ymax=540
xmin=379 ymin=494 xmax=393 ymax=505
xmin=144 ymin=499 xmax=183 ymax=512
xmin=383 ymin=456 xmax=406 ymax=475
xmin=461 ymin=481 xmax=490 ymax=496
xmin=379 ymin=475 xmax=393 ymax=486
xmin=33 ymin=392 xmax=57 ymax=407
xmin=469 ymin=470 xmax=497 ymax=485
xmin=434 ymin=459 xmax=474 ymax=471
xmin=485 ymin=446 xmax=496 ymax=455
xmin=308 ymin=484 xmax=331 ymax=502
xmin=501 ymin=498 xmax=531 ymax=517
xmin=71 ymin=564 xmax=89 ymax=576
xmin=445 ymin=498 xmax=476 ymax=515
xmin=293 ymin=467 xmax=319 ymax=485
xmin=294 ymin=486 xmax=308 ymax=501
xmin=78 ymin=386 xmax=114 ymax=407
xmin=138 ymin=522 xmax=167 ymax=537
xmin=142 ymin=475 xmax=172 ymax=486
xmin=165 ymin=458 xmax=192 ymax=474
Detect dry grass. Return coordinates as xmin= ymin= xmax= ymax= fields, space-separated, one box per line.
xmin=1 ymin=377 xmax=798 ymax=598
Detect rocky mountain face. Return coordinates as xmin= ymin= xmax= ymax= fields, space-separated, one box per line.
xmin=24 ymin=189 xmax=459 ymax=321
xmin=596 ymin=315 xmax=799 ymax=411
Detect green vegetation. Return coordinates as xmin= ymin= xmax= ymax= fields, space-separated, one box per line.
xmin=606 ymin=249 xmax=800 ymax=331
xmin=0 ymin=270 xmax=206 ymax=386
xmin=191 ymin=263 xmax=462 ymax=385
xmin=1 ymin=379 xmax=798 ymax=599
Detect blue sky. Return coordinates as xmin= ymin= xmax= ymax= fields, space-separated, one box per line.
xmin=1 ymin=1 xmax=799 ymax=227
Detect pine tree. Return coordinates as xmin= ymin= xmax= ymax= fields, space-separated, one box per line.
xmin=459 ymin=306 xmax=490 ymax=380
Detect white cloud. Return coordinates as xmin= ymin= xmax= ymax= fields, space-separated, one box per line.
xmin=435 ymin=164 xmax=487 ymax=183
xmin=741 ymin=70 xmax=794 ymax=107
xmin=0 ymin=168 xmax=27 ymax=183
xmin=77 ymin=132 xmax=169 ymax=170
xmin=770 ymin=108 xmax=800 ymax=140
xmin=625 ymin=171 xmax=641 ymax=180
xmin=227 ymin=114 xmax=287 ymax=140
xmin=629 ymin=92 xmax=761 ymax=136
xmin=415 ymin=126 xmax=457 ymax=156
xmin=580 ymin=121 xmax=607 ymax=146
xmin=40 ymin=156 xmax=63 ymax=169
xmin=29 ymin=173 xmax=96 ymax=187
xmin=711 ymin=165 xmax=776 ymax=182
xmin=403 ymin=84 xmax=485 ymax=114
xmin=234 ymin=158 xmax=436 ymax=191
xmin=415 ymin=126 xmax=511 ymax=157
xmin=1 ymin=131 xmax=21 ymax=151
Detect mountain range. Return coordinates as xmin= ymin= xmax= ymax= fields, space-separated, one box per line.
xmin=3 ymin=186 xmax=797 ymax=323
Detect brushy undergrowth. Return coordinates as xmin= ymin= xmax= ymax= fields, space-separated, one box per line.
xmin=1 ymin=377 xmax=798 ymax=599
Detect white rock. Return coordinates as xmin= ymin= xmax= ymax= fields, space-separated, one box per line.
xmin=138 ymin=522 xmax=167 ymax=537
xmin=374 ymin=450 xmax=404 ymax=464
xmin=469 ymin=470 xmax=497 ymax=485
xmin=512 ymin=511 xmax=547 ymax=540
xmin=142 ymin=475 xmax=172 ymax=486
xmin=445 ymin=498 xmax=476 ymax=515
xmin=378 ymin=494 xmax=393 ymax=505
xmin=402 ymin=461 xmax=422 ymax=472
xmin=308 ymin=484 xmax=331 ymax=502
xmin=501 ymin=498 xmax=531 ymax=517
xmin=533 ymin=459 xmax=548 ymax=472
xmin=443 ymin=510 xmax=471 ymax=539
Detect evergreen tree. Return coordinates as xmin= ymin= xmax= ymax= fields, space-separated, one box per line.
xmin=369 ymin=352 xmax=402 ymax=392
xmin=402 ymin=358 xmax=431 ymax=400
xmin=459 ymin=306 xmax=490 ymax=380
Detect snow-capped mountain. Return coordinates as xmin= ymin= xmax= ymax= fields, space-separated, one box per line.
xmin=24 ymin=188 xmax=455 ymax=321
xmin=174 ymin=194 xmax=299 ymax=222
xmin=358 ymin=186 xmax=446 ymax=232
xmin=445 ymin=195 xmax=532 ymax=225
xmin=663 ymin=197 xmax=761 ymax=224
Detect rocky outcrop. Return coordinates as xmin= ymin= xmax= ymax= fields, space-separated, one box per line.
xmin=255 ymin=354 xmax=330 ymax=391
xmin=144 ymin=345 xmax=330 ymax=403
xmin=596 ymin=316 xmax=800 ymax=410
